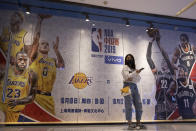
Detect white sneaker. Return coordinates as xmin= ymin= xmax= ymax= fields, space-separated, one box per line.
xmin=128 ymin=124 xmax=136 ymax=130
xmin=135 ymin=124 xmax=146 ymax=130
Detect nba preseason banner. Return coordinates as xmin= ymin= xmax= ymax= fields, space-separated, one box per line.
xmin=1 ymin=9 xmax=196 ymax=123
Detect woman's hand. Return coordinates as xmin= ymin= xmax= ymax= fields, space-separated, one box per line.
xmin=127 ymin=78 xmax=132 ymax=81
xmin=136 ymin=68 xmax=144 ymax=73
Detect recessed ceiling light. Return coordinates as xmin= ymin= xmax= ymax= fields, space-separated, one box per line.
xmin=103 ymin=1 xmax=108 ymax=5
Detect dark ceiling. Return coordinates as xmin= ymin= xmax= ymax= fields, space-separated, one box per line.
xmin=1 ymin=0 xmax=196 ymax=33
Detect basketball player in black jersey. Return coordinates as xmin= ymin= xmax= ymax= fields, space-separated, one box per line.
xmin=146 ymin=32 xmax=176 ymax=120
xmin=172 ymin=34 xmax=196 ymax=81
xmin=171 ymin=34 xmax=196 ymax=119
xmin=168 ymin=65 xmax=196 ymax=119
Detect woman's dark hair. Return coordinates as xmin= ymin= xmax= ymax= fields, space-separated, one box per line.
xmin=125 ymin=54 xmax=136 ymax=70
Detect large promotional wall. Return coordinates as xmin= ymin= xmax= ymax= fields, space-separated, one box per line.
xmin=1 ymin=9 xmax=196 ymax=123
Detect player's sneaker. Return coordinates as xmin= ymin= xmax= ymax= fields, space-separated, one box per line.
xmin=127 ymin=124 xmax=136 ymax=130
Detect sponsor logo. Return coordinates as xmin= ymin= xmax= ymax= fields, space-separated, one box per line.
xmin=69 ymin=72 xmax=92 ymax=89
xmin=105 ymin=55 xmax=123 ymax=64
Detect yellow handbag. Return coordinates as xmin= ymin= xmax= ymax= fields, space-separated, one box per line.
xmin=121 ymin=86 xmax=131 ymax=96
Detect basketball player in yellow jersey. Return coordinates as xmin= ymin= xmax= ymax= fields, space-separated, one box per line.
xmin=0 ymin=52 xmax=37 ymax=122
xmin=29 ymin=35 xmax=64 ymax=115
xmin=0 ymin=12 xmax=52 ymax=66
xmin=0 ymin=11 xmax=32 ymax=65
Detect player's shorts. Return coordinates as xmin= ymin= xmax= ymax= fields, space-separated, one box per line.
xmin=155 ymin=104 xmax=173 ymax=120
xmin=180 ymin=110 xmax=196 ymax=119
xmin=155 ymin=112 xmax=167 ymax=120
xmin=0 ymin=103 xmax=21 ymax=122
xmin=0 ymin=102 xmax=25 ymax=122
xmin=35 ymin=94 xmax=55 ymax=115
xmin=5 ymin=110 xmax=20 ymax=122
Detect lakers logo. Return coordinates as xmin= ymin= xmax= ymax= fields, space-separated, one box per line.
xmin=69 ymin=72 xmax=92 ymax=89
xmin=7 ymin=79 xmax=25 ymax=87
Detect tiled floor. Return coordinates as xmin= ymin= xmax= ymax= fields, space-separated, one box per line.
xmin=0 ymin=123 xmax=195 ymax=131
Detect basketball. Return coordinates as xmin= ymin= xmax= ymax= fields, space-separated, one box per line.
xmin=146 ymin=27 xmax=159 ymax=38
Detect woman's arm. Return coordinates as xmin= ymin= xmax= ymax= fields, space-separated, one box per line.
xmin=122 ymin=66 xmax=139 ymax=81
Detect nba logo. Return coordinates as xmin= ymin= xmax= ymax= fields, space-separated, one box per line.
xmin=91 ymin=28 xmax=103 ymax=52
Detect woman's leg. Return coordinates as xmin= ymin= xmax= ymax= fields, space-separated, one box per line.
xmin=124 ymin=93 xmax=133 ymax=125
xmin=128 ymin=120 xmax=132 ymax=125
xmin=132 ymin=84 xmax=143 ymax=125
